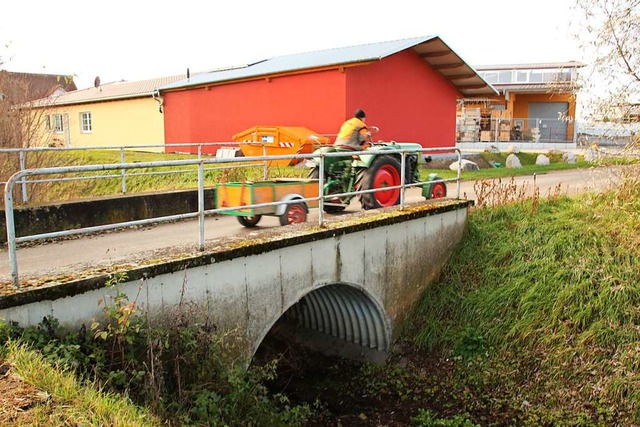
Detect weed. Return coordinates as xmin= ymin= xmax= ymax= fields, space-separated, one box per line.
xmin=358 ymin=362 xmax=416 ymax=400
xmin=2 ymin=271 xmax=312 ymax=426
xmin=452 ymin=328 xmax=487 ymax=362
xmin=411 ymin=409 xmax=479 ymax=426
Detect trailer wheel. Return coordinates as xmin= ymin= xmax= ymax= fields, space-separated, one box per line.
xmin=430 ymin=182 xmax=447 ymax=199
xmin=237 ymin=215 xmax=262 ymax=227
xmin=360 ymin=155 xmax=402 ymax=209
xmin=309 ymin=167 xmax=346 ymax=213
xmin=280 ymin=202 xmax=307 ymax=226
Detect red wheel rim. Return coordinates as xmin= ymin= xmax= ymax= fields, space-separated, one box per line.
xmin=431 ymin=183 xmax=446 ymax=199
xmin=373 ymin=165 xmax=401 ymax=207
xmin=287 ymin=204 xmax=306 ymax=224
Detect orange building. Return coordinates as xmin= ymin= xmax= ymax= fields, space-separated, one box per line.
xmin=457 ymin=61 xmax=584 ymax=144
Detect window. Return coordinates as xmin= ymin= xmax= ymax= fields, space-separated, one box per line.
xmin=516 ymin=71 xmax=528 ymax=83
xmin=481 ymin=72 xmax=498 ymax=84
xmin=45 ymin=115 xmax=51 ymax=130
xmin=53 ymin=114 xmax=64 ymax=133
xmin=498 ymin=71 xmax=513 ymax=83
xmin=547 ymin=70 xmax=571 ymax=82
xmin=80 ymin=112 xmax=92 ymax=133
xmin=529 ymin=71 xmax=543 ymax=83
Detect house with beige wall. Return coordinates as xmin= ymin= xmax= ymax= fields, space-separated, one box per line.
xmin=31 ymin=75 xmax=184 ymax=152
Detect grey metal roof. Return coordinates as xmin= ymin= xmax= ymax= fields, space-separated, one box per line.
xmin=159 ymin=36 xmax=497 ymax=97
xmin=28 ymin=75 xmax=186 ymax=107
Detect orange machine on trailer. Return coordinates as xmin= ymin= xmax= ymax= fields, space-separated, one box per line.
xmin=232 ymin=126 xmax=331 ymax=167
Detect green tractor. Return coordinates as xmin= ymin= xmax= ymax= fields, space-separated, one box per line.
xmin=307 ymin=133 xmax=447 ymax=213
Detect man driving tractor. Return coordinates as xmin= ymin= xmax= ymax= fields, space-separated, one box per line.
xmin=333 ymin=109 xmax=369 ymax=149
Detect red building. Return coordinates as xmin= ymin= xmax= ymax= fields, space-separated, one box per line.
xmin=158 ymin=36 xmax=496 ymax=153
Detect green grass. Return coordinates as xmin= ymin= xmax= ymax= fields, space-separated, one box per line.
xmin=405 ymin=167 xmax=640 ymax=424
xmin=1 ymin=341 xmax=160 ymax=426
xmin=420 ymin=151 xmax=636 ymax=181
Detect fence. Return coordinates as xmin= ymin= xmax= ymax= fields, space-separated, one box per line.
xmin=575 ymin=122 xmax=640 ymax=147
xmin=0 ymin=142 xmax=276 ymax=206
xmin=456 ymin=116 xmax=574 ymax=144
xmin=3 ymin=147 xmax=462 ymax=288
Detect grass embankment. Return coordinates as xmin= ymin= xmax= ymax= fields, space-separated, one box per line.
xmin=422 ymin=150 xmax=630 ymax=181
xmin=404 ymin=166 xmax=640 ymax=424
xmin=0 ymin=342 xmax=158 ymax=426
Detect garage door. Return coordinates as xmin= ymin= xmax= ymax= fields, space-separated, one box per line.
xmin=528 ymin=102 xmax=569 ymax=142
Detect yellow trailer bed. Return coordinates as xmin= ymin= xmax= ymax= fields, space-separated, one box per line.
xmin=216 ymin=178 xmax=319 ymax=227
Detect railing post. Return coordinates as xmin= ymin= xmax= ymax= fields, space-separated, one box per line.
xmin=198 ymin=144 xmax=202 ymax=160
xmin=120 ymin=148 xmax=127 ymax=194
xmin=318 ymin=152 xmax=325 ymax=227
xmin=198 ymin=161 xmax=205 ymax=251
xmin=262 ymin=143 xmax=268 ymax=180
xmin=19 ymin=150 xmax=28 ymax=204
xmin=400 ymin=151 xmax=406 ymax=209
xmin=456 ymin=149 xmax=462 ymax=199
xmin=4 ymin=178 xmax=19 ymax=288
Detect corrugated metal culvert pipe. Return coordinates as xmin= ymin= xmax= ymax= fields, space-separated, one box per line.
xmin=284 ymin=284 xmax=389 ymax=352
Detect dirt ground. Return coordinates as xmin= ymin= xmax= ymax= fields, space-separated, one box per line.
xmin=255 ymin=334 xmax=481 ymax=426
xmin=0 ymin=361 xmax=49 ymax=425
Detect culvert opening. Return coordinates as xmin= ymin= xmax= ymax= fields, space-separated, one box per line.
xmin=250 ymin=285 xmax=392 ymax=422
xmin=252 ymin=284 xmax=390 ymax=368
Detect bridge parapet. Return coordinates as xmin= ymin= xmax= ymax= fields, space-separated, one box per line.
xmin=0 ymin=199 xmax=472 ymax=363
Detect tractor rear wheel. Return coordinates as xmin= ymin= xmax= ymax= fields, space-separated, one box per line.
xmin=237 ymin=215 xmax=262 ymax=227
xmin=309 ymin=167 xmax=347 ymax=213
xmin=280 ymin=202 xmax=307 ymax=225
xmin=359 ymin=156 xmax=402 ymax=210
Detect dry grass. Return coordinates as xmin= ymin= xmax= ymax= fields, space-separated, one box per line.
xmin=0 ymin=342 xmax=160 ymax=426
xmin=472 ymin=174 xmax=564 ymax=209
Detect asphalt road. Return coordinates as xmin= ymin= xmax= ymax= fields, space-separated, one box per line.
xmin=0 ymin=167 xmax=624 ymax=283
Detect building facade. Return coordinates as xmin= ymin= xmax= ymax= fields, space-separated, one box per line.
xmin=457 ymin=61 xmax=584 ymax=145
xmin=159 ymin=36 xmax=496 ymax=153
xmin=30 ymin=76 xmax=184 ymax=151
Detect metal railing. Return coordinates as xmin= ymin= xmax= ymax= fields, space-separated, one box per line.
xmin=0 ymin=142 xmax=261 ymax=205
xmin=3 ymin=147 xmax=462 ymax=288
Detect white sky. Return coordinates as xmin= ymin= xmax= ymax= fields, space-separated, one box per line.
xmin=2 ymin=0 xmax=583 ymax=90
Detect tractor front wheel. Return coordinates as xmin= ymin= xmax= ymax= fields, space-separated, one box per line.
xmin=280 ymin=202 xmax=307 ymax=226
xmin=359 ymin=156 xmax=402 ymax=210
xmin=430 ymin=182 xmax=447 ymax=199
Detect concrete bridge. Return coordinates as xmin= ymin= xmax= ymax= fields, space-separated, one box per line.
xmin=0 ymin=199 xmax=471 ymax=363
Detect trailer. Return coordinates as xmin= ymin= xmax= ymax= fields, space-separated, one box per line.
xmin=216 ymin=178 xmax=319 ymax=227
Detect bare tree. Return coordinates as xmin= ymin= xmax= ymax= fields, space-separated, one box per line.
xmin=0 ymin=52 xmax=65 ymax=206
xmin=573 ymin=0 xmax=640 ymax=122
